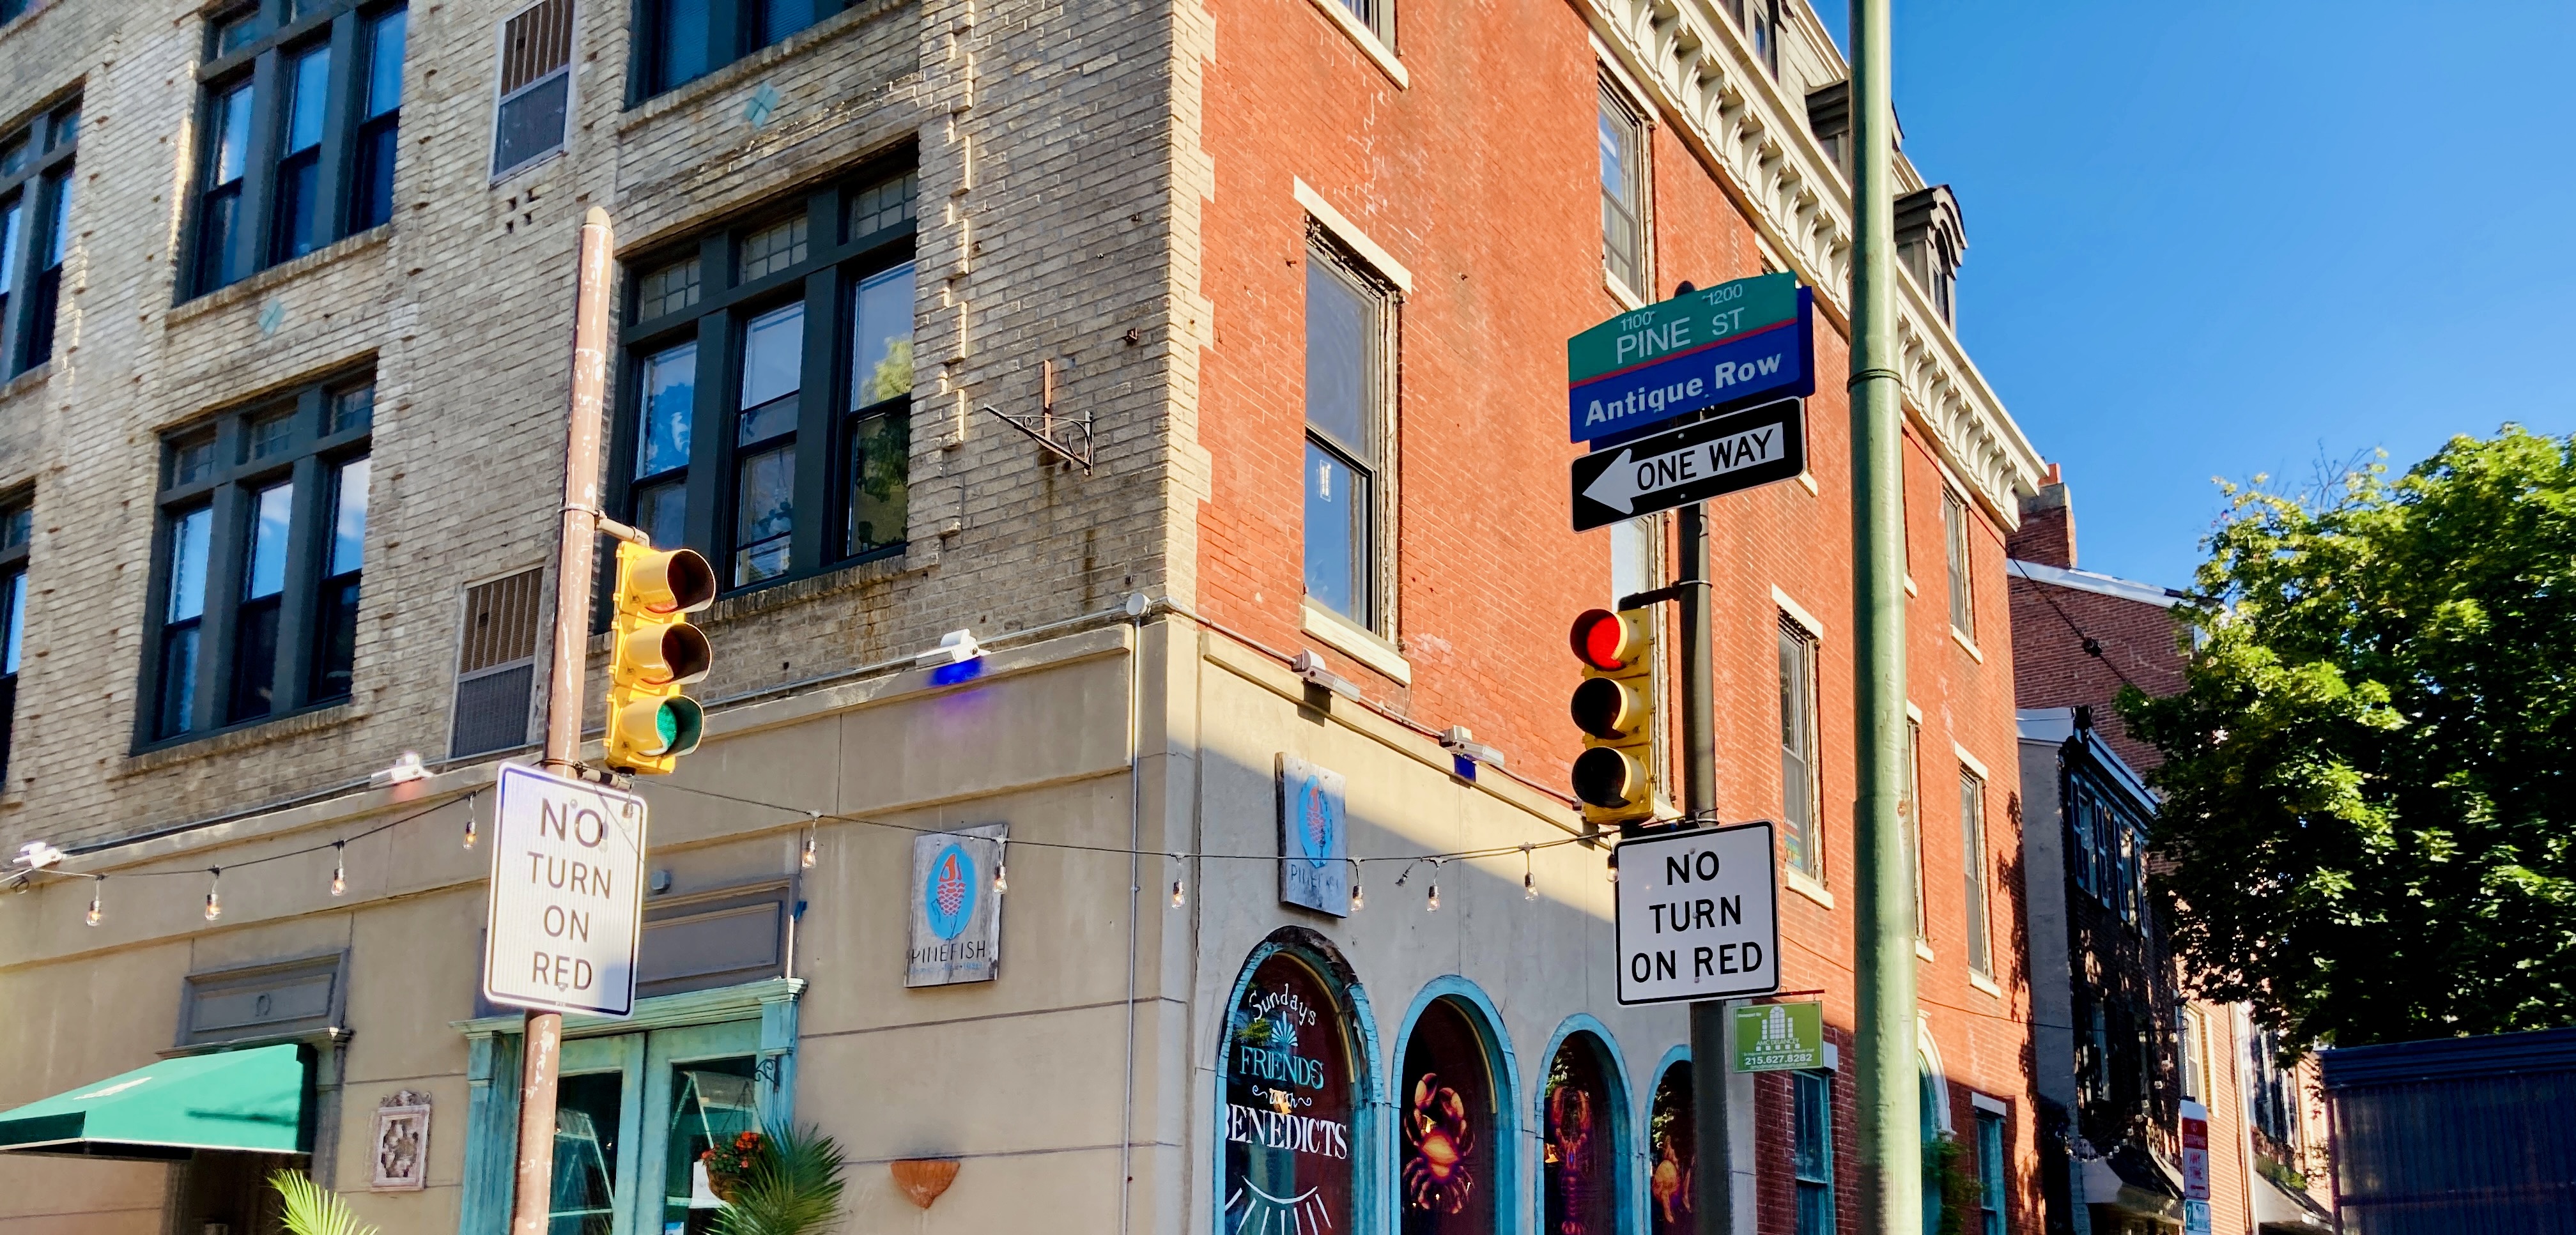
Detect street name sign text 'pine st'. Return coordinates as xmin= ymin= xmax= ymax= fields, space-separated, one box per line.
xmin=1614 ymin=822 xmax=1781 ymax=1005
xmin=483 ymin=763 xmax=648 ymax=1018
xmin=1570 ymin=399 xmax=1808 ymax=531
xmin=1567 ymin=272 xmax=1816 ymax=443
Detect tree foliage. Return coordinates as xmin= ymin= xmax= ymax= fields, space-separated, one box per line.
xmin=267 ymin=1169 xmax=381 ymax=1235
xmin=2122 ymin=428 xmax=2576 ymax=1049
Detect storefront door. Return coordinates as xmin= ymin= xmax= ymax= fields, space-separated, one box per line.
xmin=543 ymin=1020 xmax=768 ymax=1235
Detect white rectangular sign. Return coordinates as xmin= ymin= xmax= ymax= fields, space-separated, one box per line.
xmin=482 ymin=763 xmax=648 ymax=1017
xmin=907 ymin=824 xmax=1006 ymax=986
xmin=1614 ymin=822 xmax=1780 ymax=1005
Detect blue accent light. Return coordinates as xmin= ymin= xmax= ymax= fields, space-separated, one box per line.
xmin=929 ymin=656 xmax=985 ymax=686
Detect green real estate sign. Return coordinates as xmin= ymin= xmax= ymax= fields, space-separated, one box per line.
xmin=1732 ymin=1000 xmax=1825 ymax=1072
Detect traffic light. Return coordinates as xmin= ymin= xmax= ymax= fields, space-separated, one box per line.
xmin=605 ymin=541 xmax=715 ymax=774
xmin=1569 ymin=607 xmax=1659 ymax=827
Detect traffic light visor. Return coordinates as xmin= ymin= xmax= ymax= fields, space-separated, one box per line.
xmin=611 ymin=694 xmax=706 ymax=759
xmin=626 ymin=546 xmax=716 ymax=615
xmin=615 ymin=622 xmax=712 ymax=686
xmin=1571 ymin=676 xmax=1649 ymax=740
xmin=1570 ymin=608 xmax=1646 ymax=670
xmin=1571 ymin=746 xmax=1649 ymax=809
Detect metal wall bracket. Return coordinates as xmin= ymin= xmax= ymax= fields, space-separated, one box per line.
xmin=980 ymin=358 xmax=1093 ymax=473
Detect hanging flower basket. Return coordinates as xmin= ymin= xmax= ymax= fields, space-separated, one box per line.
xmin=700 ymin=1130 xmax=766 ymax=1202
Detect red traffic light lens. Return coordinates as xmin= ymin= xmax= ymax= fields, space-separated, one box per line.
xmin=1570 ymin=609 xmax=1632 ymax=670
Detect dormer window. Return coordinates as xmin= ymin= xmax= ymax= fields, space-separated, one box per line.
xmin=1895 ymin=185 xmax=1968 ymax=326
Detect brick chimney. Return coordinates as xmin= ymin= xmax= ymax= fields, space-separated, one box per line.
xmin=2009 ymin=462 xmax=2074 ymax=567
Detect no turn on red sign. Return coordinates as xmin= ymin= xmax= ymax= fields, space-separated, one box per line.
xmin=482 ymin=763 xmax=648 ymax=1018
xmin=1614 ymin=822 xmax=1781 ymax=1006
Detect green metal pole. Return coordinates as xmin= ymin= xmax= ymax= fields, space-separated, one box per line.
xmin=1847 ymin=0 xmax=1920 ymax=1232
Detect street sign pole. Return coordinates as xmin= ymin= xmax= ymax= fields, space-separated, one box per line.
xmin=511 ymin=205 xmax=617 ymax=1235
xmin=1677 ymin=500 xmax=1736 ymax=1235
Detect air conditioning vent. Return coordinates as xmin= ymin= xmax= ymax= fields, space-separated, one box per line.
xmin=450 ymin=568 xmax=543 ymax=758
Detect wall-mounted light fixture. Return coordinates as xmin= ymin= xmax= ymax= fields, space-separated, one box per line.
xmin=1291 ymin=650 xmax=1360 ymax=702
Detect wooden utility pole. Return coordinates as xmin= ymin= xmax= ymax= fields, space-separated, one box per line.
xmin=511 ymin=204 xmax=615 ymax=1235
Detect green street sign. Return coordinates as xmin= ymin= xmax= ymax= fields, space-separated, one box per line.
xmin=1732 ymin=1000 xmax=1824 ymax=1073
xmin=1566 ymin=272 xmax=1801 ymax=387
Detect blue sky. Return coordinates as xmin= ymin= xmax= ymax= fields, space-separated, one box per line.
xmin=1812 ymin=2 xmax=2576 ymax=588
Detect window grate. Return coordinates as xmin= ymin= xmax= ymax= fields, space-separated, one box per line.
xmin=457 ymin=568 xmax=543 ymax=674
xmin=498 ymin=0 xmax=575 ymax=95
xmin=491 ymin=0 xmax=574 ymax=176
xmin=449 ymin=568 xmax=542 ymax=758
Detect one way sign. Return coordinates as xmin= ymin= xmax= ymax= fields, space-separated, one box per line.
xmin=1571 ymin=399 xmax=1807 ymax=531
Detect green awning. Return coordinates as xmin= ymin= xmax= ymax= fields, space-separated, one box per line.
xmin=0 ymin=1043 xmax=309 ymax=1160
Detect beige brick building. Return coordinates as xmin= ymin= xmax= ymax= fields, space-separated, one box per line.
xmin=0 ymin=0 xmax=2053 ymax=1230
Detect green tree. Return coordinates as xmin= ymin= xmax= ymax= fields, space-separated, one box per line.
xmin=2122 ymin=428 xmax=2576 ymax=1049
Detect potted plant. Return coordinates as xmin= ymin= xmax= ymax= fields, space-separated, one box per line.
xmin=266 ymin=1169 xmax=382 ymax=1235
xmin=713 ymin=1123 xmax=849 ymax=1235
xmin=700 ymin=1129 xmax=768 ymax=1202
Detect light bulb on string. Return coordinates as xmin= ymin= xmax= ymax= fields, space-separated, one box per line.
xmin=1169 ymin=855 xmax=1187 ymax=909
xmin=1348 ymin=859 xmax=1363 ymax=911
xmin=204 ymin=868 xmax=222 ymax=921
xmin=85 ymin=877 xmax=103 ymax=928
xmin=330 ymin=843 xmax=347 ymax=897
xmin=463 ymin=791 xmax=479 ymax=850
xmin=1426 ymin=861 xmax=1441 ymax=912
xmin=801 ymin=813 xmax=819 ymax=871
xmin=1523 ymin=843 xmax=1538 ymax=900
xmin=994 ymin=840 xmax=1008 ymax=894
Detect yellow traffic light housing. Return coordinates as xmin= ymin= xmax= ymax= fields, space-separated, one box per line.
xmin=1569 ymin=607 xmax=1659 ymax=828
xmin=605 ymin=541 xmax=714 ymax=774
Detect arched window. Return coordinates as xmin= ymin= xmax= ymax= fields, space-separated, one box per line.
xmin=1221 ymin=939 xmax=1363 ymax=1235
xmin=1542 ymin=1032 xmax=1623 ymax=1235
xmin=1647 ymin=1060 xmax=1695 ymax=1235
xmin=1398 ymin=997 xmax=1499 ymax=1234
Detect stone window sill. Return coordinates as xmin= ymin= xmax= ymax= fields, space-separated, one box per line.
xmin=1300 ymin=0 xmax=1408 ymax=89
xmin=120 ymin=703 xmax=362 ymax=777
xmin=1784 ymin=863 xmax=1833 ymax=909
xmin=1950 ymin=625 xmax=1984 ymax=663
xmin=1968 ymin=969 xmax=2003 ymax=999
xmin=166 ymin=226 xmax=392 ymax=327
xmin=1302 ymin=597 xmax=1412 ymax=686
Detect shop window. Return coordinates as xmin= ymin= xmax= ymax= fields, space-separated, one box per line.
xmin=1541 ymin=1032 xmax=1623 ymax=1235
xmin=0 ymin=493 xmax=25 ymax=788
xmin=1221 ymin=935 xmax=1364 ymax=1235
xmin=1793 ymin=1069 xmax=1833 ymax=1235
xmin=1302 ymin=236 xmax=1394 ymax=633
xmin=1647 ymin=1061 xmax=1695 ymax=1235
xmin=0 ymin=95 xmax=77 ymax=377
xmin=634 ymin=0 xmax=852 ymax=100
xmin=458 ymin=980 xmax=802 ymax=1234
xmin=615 ymin=166 xmax=914 ymax=592
xmin=144 ymin=373 xmax=373 ymax=745
xmin=1397 ymin=996 xmax=1497 ymax=1235
xmin=189 ymin=1 xmax=408 ymax=297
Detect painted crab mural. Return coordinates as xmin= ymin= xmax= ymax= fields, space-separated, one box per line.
xmin=1403 ymin=1071 xmax=1477 ymax=1215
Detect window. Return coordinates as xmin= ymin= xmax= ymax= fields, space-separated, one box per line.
xmin=2115 ymin=820 xmax=2139 ymax=926
xmin=1648 ymin=1062 xmax=1695 ymax=1235
xmin=145 ymin=373 xmax=373 ymax=742
xmin=635 ymin=0 xmax=854 ymax=100
xmin=2082 ymin=1002 xmax=2110 ymax=1107
xmin=1943 ymin=486 xmax=1973 ymax=640
xmin=1598 ymin=78 xmax=1647 ymax=297
xmin=2177 ymin=1009 xmax=2204 ymax=1103
xmin=2069 ymin=785 xmax=2100 ymax=902
xmin=1778 ymin=615 xmax=1821 ymax=876
xmin=1331 ymin=0 xmax=1392 ymax=49
xmin=491 ymin=0 xmax=575 ymax=177
xmin=0 ymin=494 xmax=26 ymax=788
xmin=1543 ymin=1034 xmax=1622 ymax=1235
xmin=616 ymin=167 xmax=914 ymax=592
xmin=1396 ymin=998 xmax=1498 ymax=1234
xmin=1222 ymin=941 xmax=1362 ymax=1235
xmin=1302 ymin=240 xmax=1391 ymax=633
xmin=1975 ymin=1110 xmax=2007 ymax=1235
xmin=0 ymin=0 xmax=26 ymax=23
xmin=190 ymin=2 xmax=409 ymax=298
xmin=1959 ymin=767 xmax=1991 ymax=976
xmin=1793 ymin=1069 xmax=1834 ymax=1235
xmin=1904 ymin=717 xmax=1924 ymax=941
xmin=1734 ymin=0 xmax=1780 ymax=73
xmin=0 ymin=96 xmax=77 ymax=378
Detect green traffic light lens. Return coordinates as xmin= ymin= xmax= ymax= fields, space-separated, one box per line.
xmin=654 ymin=704 xmax=681 ymax=749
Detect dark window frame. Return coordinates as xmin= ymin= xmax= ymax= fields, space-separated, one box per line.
xmin=1943 ymin=485 xmax=1974 ymax=641
xmin=1959 ymin=763 xmax=1993 ymax=976
xmin=139 ymin=370 xmax=374 ymax=749
xmin=629 ymin=0 xmax=858 ymax=105
xmin=184 ymin=0 xmax=408 ymax=301
xmin=1299 ymin=233 xmax=1396 ymax=636
xmin=1792 ymin=1068 xmax=1834 ymax=1235
xmin=1778 ymin=613 xmax=1822 ymax=877
xmin=0 ymin=491 xmax=28 ymax=789
xmin=609 ymin=164 xmax=917 ymax=600
xmin=0 ymin=93 xmax=78 ymax=378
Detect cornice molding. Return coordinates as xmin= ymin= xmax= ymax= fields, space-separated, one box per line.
xmin=1584 ymin=0 xmax=2046 ymax=525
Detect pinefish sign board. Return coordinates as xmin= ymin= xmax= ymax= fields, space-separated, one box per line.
xmin=908 ymin=824 xmax=1006 ymax=986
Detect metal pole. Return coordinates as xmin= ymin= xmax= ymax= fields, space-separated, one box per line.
xmin=1677 ymin=501 xmax=1734 ymax=1235
xmin=1849 ymin=0 xmax=1920 ymax=1231
xmin=512 ymin=204 xmax=616 ymax=1235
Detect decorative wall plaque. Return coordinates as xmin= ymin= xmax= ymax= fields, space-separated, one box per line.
xmin=371 ymin=1091 xmax=431 ymax=1192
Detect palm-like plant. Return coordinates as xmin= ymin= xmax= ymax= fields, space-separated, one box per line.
xmin=713 ymin=1123 xmax=849 ymax=1235
xmin=267 ymin=1169 xmax=382 ymax=1235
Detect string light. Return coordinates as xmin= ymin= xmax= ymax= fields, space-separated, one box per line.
xmin=1426 ymin=860 xmax=1442 ymax=912
xmin=463 ymin=791 xmax=479 ymax=850
xmin=801 ymin=813 xmax=819 ymax=870
xmin=203 ymin=868 xmax=222 ymax=921
xmin=1348 ymin=858 xmax=1364 ymax=911
xmin=1169 ymin=855 xmax=1187 ymax=909
xmin=994 ymin=839 xmax=1008 ymax=894
xmin=1523 ymin=843 xmax=1538 ymax=900
xmin=330 ymin=843 xmax=347 ymax=898
xmin=86 ymin=877 xmax=103 ymax=928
